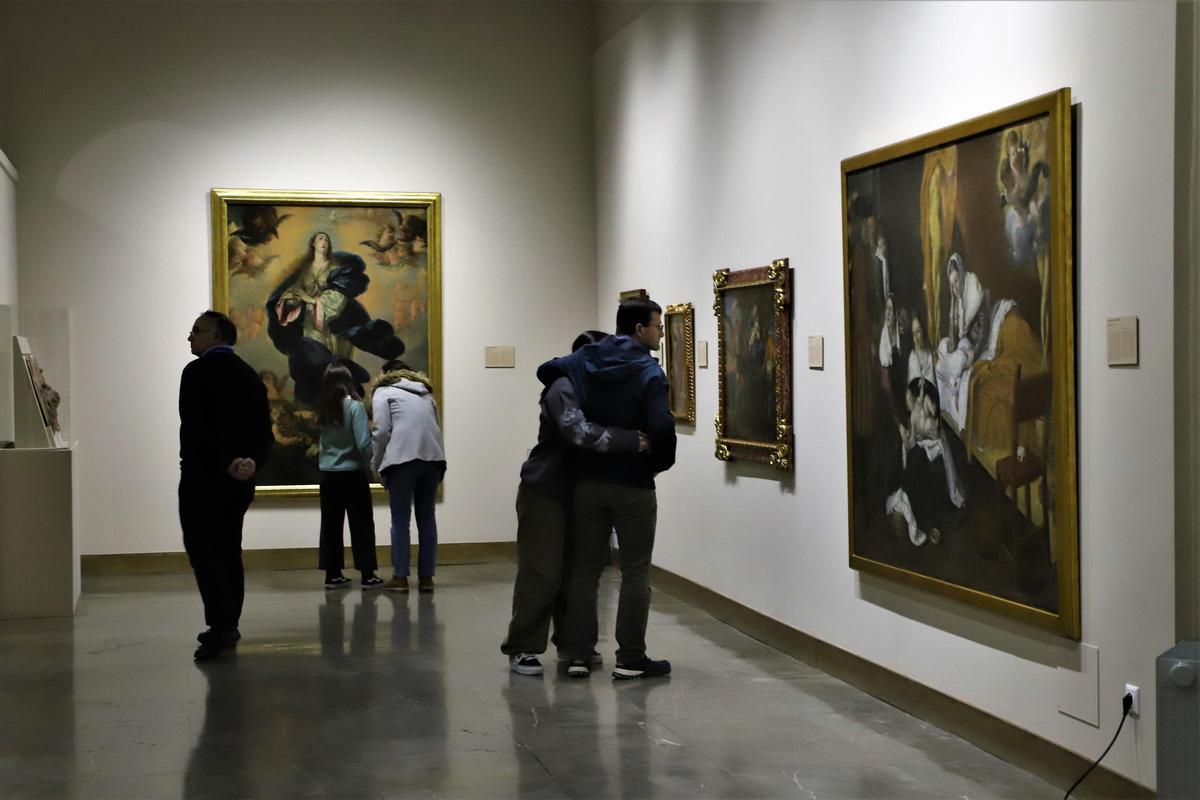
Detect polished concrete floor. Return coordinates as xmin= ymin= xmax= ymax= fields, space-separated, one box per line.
xmin=0 ymin=562 xmax=1060 ymax=799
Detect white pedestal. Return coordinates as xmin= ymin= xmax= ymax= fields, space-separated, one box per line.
xmin=0 ymin=445 xmax=79 ymax=618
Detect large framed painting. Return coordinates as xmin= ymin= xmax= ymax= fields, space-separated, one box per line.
xmin=663 ymin=303 xmax=696 ymax=425
xmin=841 ymin=89 xmax=1079 ymax=638
xmin=713 ymin=259 xmax=792 ymax=471
xmin=211 ymin=189 xmax=442 ymax=497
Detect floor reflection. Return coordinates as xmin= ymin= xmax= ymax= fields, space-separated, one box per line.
xmin=0 ymin=565 xmax=1061 ymax=799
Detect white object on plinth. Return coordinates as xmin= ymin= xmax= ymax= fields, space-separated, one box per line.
xmin=13 ymin=335 xmax=64 ymax=448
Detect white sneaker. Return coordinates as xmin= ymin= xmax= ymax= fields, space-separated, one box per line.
xmin=509 ymin=654 xmax=544 ymax=676
xmin=557 ymin=650 xmax=603 ymax=665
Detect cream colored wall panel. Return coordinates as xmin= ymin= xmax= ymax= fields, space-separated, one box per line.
xmin=4 ymin=2 xmax=596 ymax=556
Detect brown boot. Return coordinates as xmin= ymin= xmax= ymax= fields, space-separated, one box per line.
xmin=384 ymin=576 xmax=409 ymax=593
xmin=418 ymin=576 xmax=434 ymax=593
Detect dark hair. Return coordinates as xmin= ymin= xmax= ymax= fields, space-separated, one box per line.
xmin=571 ymin=330 xmax=607 ymax=352
xmin=381 ymin=359 xmax=410 ymax=373
xmin=615 ymin=298 xmax=662 ymax=336
xmin=201 ymin=310 xmax=237 ymax=345
xmin=317 ymin=363 xmax=359 ymax=427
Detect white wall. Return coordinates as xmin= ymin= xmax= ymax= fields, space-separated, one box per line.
xmin=595 ymin=1 xmax=1174 ymax=787
xmin=4 ymin=1 xmax=597 ymax=555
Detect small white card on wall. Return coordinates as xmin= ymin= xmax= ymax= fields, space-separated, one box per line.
xmin=484 ymin=346 xmax=516 ymax=368
xmin=1106 ymin=316 xmax=1138 ymax=367
xmin=808 ymin=336 xmax=824 ymax=370
xmin=697 ymin=340 xmax=709 ymax=369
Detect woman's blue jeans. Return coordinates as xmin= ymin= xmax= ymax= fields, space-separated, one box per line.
xmin=383 ymin=460 xmax=446 ymax=578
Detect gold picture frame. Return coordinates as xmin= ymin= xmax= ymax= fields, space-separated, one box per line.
xmin=663 ymin=303 xmax=696 ymax=425
xmin=841 ymin=89 xmax=1079 ymax=638
xmin=211 ymin=188 xmax=442 ymax=497
xmin=713 ymin=259 xmax=793 ymax=471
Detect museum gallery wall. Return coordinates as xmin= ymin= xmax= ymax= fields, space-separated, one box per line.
xmin=0 ymin=0 xmax=1180 ymax=788
xmin=3 ymin=2 xmax=599 ymax=554
xmin=593 ymin=1 xmax=1174 ymax=787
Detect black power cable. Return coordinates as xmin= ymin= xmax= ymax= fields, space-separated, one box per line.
xmin=1063 ymin=692 xmax=1134 ymax=799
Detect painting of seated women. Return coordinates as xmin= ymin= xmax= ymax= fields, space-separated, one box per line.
xmin=841 ymin=91 xmax=1078 ymax=637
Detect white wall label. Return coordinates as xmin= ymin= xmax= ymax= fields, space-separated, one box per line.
xmin=1106 ymin=316 xmax=1138 ymax=366
xmin=808 ymin=336 xmax=824 ymax=370
xmin=697 ymin=340 xmax=709 ymax=368
xmin=484 ymin=346 xmax=516 ymax=368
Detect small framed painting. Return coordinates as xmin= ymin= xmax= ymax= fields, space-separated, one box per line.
xmin=663 ymin=303 xmax=696 ymax=425
xmin=713 ymin=259 xmax=793 ymax=470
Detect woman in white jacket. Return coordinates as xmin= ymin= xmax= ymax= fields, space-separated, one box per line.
xmin=371 ymin=360 xmax=446 ymax=592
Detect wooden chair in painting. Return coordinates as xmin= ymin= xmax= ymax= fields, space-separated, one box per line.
xmin=995 ymin=364 xmax=1052 ymax=564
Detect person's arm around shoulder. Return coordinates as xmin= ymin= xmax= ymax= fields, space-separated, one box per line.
xmin=544 ymin=376 xmax=640 ymax=453
xmin=643 ymin=373 xmax=677 ymax=473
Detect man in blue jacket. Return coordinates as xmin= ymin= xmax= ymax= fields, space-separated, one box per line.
xmin=538 ymin=298 xmax=677 ymax=679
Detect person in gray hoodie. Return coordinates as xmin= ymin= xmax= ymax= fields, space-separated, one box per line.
xmin=370 ymin=360 xmax=446 ymax=593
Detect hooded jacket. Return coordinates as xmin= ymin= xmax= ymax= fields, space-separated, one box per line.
xmin=370 ymin=369 xmax=446 ymax=474
xmin=537 ymin=334 xmax=676 ymax=489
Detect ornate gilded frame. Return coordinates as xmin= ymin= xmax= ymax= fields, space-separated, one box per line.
xmin=713 ymin=259 xmax=793 ymax=471
xmin=211 ymin=188 xmax=442 ymax=497
xmin=841 ymin=89 xmax=1079 ymax=638
xmin=663 ymin=303 xmax=696 ymax=425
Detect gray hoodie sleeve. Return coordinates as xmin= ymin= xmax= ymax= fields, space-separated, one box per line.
xmin=545 ymin=376 xmax=640 ymax=453
xmin=371 ymin=390 xmax=391 ymax=473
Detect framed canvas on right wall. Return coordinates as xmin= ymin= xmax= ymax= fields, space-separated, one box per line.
xmin=841 ymin=89 xmax=1080 ymax=638
xmin=663 ymin=302 xmax=696 ymax=425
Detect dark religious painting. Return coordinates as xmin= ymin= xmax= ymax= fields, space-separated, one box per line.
xmin=211 ymin=189 xmax=442 ymax=496
xmin=714 ymin=260 xmax=792 ymax=471
xmin=841 ymin=90 xmax=1079 ymax=638
xmin=663 ymin=303 xmax=696 ymax=425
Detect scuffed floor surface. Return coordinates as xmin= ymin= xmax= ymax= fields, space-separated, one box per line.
xmin=0 ymin=563 xmax=1059 ymax=799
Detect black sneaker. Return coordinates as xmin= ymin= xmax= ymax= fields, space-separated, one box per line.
xmin=566 ymin=659 xmax=590 ymax=678
xmin=612 ymin=656 xmax=671 ymax=680
xmin=196 ymin=627 xmax=241 ymax=645
xmin=193 ymin=628 xmax=239 ymax=662
xmin=362 ymin=576 xmax=384 ymax=590
xmin=325 ymin=575 xmax=352 ymax=589
xmin=509 ymin=654 xmax=544 ymax=676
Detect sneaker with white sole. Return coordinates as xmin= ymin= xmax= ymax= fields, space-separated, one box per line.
xmin=566 ymin=659 xmax=591 ymax=678
xmin=362 ymin=576 xmax=384 ymax=589
xmin=509 ymin=654 xmax=544 ymax=676
xmin=612 ymin=656 xmax=671 ymax=680
xmin=557 ymin=650 xmax=603 ymax=665
xmin=324 ymin=575 xmax=352 ymax=589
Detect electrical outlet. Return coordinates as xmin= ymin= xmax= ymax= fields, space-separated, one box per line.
xmin=1124 ymin=684 xmax=1140 ymax=716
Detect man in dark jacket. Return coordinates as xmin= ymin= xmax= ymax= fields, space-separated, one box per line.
xmin=180 ymin=311 xmax=273 ymax=661
xmin=539 ymin=298 xmax=677 ymax=679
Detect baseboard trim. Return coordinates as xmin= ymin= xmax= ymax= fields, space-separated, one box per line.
xmin=82 ymin=542 xmax=517 ymax=577
xmin=649 ymin=564 xmax=1153 ymax=800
